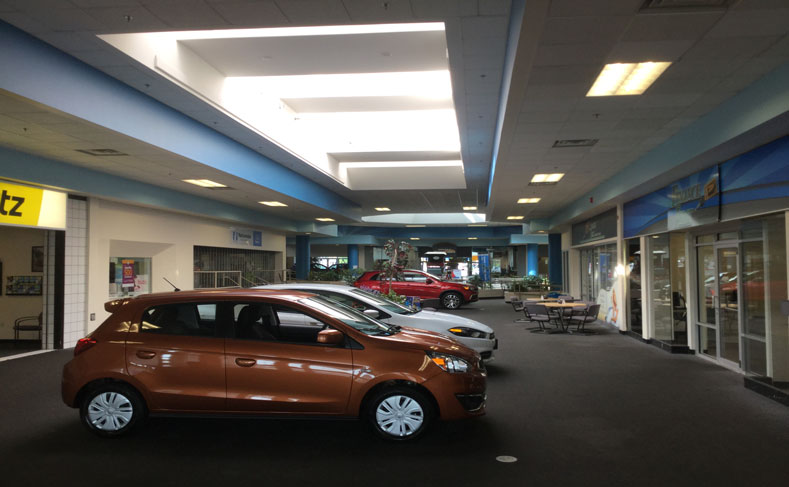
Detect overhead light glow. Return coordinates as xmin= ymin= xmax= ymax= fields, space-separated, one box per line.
xmin=468 ymin=237 xmax=478 ymax=240
xmin=468 ymin=224 xmax=487 ymax=227
xmin=182 ymin=179 xmax=227 ymax=188
xmin=410 ymin=237 xmax=420 ymax=240
xmin=152 ymin=22 xmax=446 ymax=41
xmin=463 ymin=206 xmax=477 ymax=211
xmin=316 ymin=218 xmax=335 ymax=222
xmin=375 ymin=207 xmax=391 ymax=212
xmin=406 ymin=224 xmax=426 ymax=227
xmin=531 ymin=173 xmax=564 ymax=183
xmin=587 ymin=62 xmax=672 ymax=97
xmin=517 ymin=197 xmax=541 ymax=204
xmin=507 ymin=216 xmax=525 ymax=220
xmin=259 ymin=201 xmax=287 ymax=207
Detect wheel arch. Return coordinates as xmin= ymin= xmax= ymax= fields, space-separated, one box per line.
xmin=75 ymin=378 xmax=148 ymax=413
xmin=358 ymin=379 xmax=440 ymax=419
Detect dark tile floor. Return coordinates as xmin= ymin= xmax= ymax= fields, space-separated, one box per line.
xmin=1 ymin=300 xmax=787 ymax=487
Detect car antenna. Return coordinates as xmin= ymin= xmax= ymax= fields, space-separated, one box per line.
xmin=163 ymin=277 xmax=180 ymax=292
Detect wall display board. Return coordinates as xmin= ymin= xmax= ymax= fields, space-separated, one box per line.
xmin=6 ymin=275 xmax=42 ymax=295
xmin=624 ymin=135 xmax=789 ymax=238
xmin=572 ymin=208 xmax=618 ymax=246
xmin=231 ymin=227 xmax=263 ymax=247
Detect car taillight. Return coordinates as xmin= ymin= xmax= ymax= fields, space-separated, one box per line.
xmin=74 ymin=337 xmax=97 ymax=356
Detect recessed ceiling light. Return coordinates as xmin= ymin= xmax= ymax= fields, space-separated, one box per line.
xmin=587 ymin=62 xmax=672 ymax=97
xmin=259 ymin=201 xmax=288 ymax=207
xmin=518 ymin=197 xmax=541 ymax=204
xmin=531 ymin=173 xmax=564 ymax=184
xmin=410 ymin=237 xmax=420 ymax=240
xmin=507 ymin=216 xmax=525 ymax=220
xmin=468 ymin=224 xmax=487 ymax=227
xmin=406 ymin=224 xmax=426 ymax=227
xmin=375 ymin=207 xmax=391 ymax=212
xmin=468 ymin=237 xmax=478 ymax=240
xmin=316 ymin=218 xmax=335 ymax=222
xmin=463 ymin=206 xmax=477 ymax=211
xmin=183 ymin=179 xmax=227 ymax=188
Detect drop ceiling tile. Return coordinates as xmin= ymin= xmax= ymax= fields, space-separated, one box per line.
xmin=518 ymin=110 xmax=572 ymax=123
xmin=534 ymin=42 xmax=613 ymax=66
xmin=548 ymin=0 xmax=642 ymax=17
xmin=621 ymin=11 xmax=722 ymax=42
xmin=343 ymin=0 xmax=413 ymax=21
xmin=142 ymin=0 xmax=230 ymax=29
xmin=540 ymin=15 xmax=631 ymax=45
xmin=273 ymin=0 xmax=350 ymax=24
xmin=0 ymin=11 xmax=51 ymax=33
xmin=208 ymin=1 xmax=288 ymax=27
xmin=605 ymin=39 xmax=694 ymax=63
xmin=460 ymin=15 xmax=508 ymax=39
xmin=410 ymin=0 xmax=469 ymax=18
xmin=684 ymin=36 xmax=781 ymax=61
xmin=478 ymin=0 xmax=509 ymax=16
xmin=705 ymin=8 xmax=789 ymax=38
xmin=527 ymin=64 xmax=601 ymax=85
xmin=70 ymin=49 xmax=132 ymax=67
xmin=524 ymin=83 xmax=588 ymax=101
xmin=464 ymin=68 xmax=502 ymax=94
xmin=83 ymin=6 xmax=170 ymax=33
xmin=71 ymin=1 xmax=142 ymax=7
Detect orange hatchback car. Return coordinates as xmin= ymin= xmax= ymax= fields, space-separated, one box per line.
xmin=62 ymin=289 xmax=487 ymax=440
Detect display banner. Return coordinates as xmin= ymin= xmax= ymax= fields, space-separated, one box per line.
xmin=478 ymin=253 xmax=491 ymax=282
xmin=720 ymin=135 xmax=789 ymax=221
xmin=572 ymin=208 xmax=617 ymax=246
xmin=0 ymin=180 xmax=66 ymax=230
xmin=231 ymin=227 xmax=263 ymax=247
xmin=623 ymin=166 xmax=719 ymax=238
xmin=121 ymin=260 xmax=135 ymax=288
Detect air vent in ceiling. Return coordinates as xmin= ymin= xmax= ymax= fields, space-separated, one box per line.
xmin=75 ymin=148 xmax=127 ymax=156
xmin=640 ymin=0 xmax=735 ymax=12
xmin=553 ymin=139 xmax=598 ymax=148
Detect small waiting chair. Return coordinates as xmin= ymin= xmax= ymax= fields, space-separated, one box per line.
xmin=510 ymin=298 xmax=529 ymax=323
xmin=568 ymin=304 xmax=600 ymax=335
xmin=524 ymin=304 xmax=560 ymax=333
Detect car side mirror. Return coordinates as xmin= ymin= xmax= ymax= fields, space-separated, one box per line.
xmin=317 ymin=329 xmax=344 ymax=345
xmin=363 ymin=309 xmax=379 ymax=319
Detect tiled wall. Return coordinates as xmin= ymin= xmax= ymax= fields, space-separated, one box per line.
xmin=63 ymin=198 xmax=88 ymax=348
xmin=42 ymin=230 xmax=56 ymax=349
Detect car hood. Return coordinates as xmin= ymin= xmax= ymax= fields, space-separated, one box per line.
xmin=372 ymin=327 xmax=478 ymax=361
xmin=409 ymin=310 xmax=494 ymax=334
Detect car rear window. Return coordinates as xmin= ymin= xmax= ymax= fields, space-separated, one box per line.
xmin=141 ymin=303 xmax=218 ymax=337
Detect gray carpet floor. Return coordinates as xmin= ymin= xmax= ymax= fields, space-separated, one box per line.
xmin=1 ymin=299 xmax=787 ymax=486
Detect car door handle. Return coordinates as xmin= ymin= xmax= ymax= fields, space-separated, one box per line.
xmin=136 ymin=350 xmax=156 ymax=359
xmin=235 ymin=358 xmax=256 ymax=367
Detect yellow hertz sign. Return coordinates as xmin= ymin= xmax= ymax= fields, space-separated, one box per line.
xmin=0 ymin=181 xmax=66 ymax=230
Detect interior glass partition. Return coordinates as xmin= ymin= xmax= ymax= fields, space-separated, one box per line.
xmin=579 ymin=243 xmax=617 ymax=304
xmin=626 ymin=239 xmax=642 ymax=334
xmin=647 ymin=232 xmax=687 ymax=344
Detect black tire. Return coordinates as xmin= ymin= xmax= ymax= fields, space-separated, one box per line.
xmin=80 ymin=383 xmax=145 ymax=438
xmin=366 ymin=386 xmax=433 ymax=441
xmin=441 ymin=292 xmax=463 ymax=310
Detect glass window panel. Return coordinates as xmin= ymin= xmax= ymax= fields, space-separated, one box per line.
xmin=762 ymin=214 xmax=788 ymax=387
xmin=718 ymin=247 xmax=740 ymax=363
xmin=718 ymin=231 xmax=738 ymax=241
xmin=670 ymin=233 xmax=688 ymax=343
xmin=696 ymin=234 xmax=714 ymax=244
xmin=697 ymin=245 xmax=715 ymax=325
xmin=650 ymin=234 xmax=673 ymax=341
xmin=698 ymin=325 xmax=717 ymax=358
xmin=743 ymin=337 xmax=767 ymax=377
xmin=627 ymin=239 xmax=642 ymax=334
xmin=741 ymin=241 xmax=765 ymax=337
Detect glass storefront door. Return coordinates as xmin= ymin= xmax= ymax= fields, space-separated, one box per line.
xmin=717 ymin=246 xmax=740 ymax=365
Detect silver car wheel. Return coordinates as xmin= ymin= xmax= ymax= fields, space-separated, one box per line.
xmin=87 ymin=392 xmax=134 ymax=431
xmin=442 ymin=293 xmax=462 ymax=309
xmin=375 ymin=395 xmax=425 ymax=437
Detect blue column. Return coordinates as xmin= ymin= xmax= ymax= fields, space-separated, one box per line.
xmin=347 ymin=244 xmax=359 ymax=269
xmin=548 ymin=233 xmax=562 ymax=289
xmin=527 ymin=244 xmax=539 ymax=276
xmin=295 ymin=235 xmax=310 ymax=280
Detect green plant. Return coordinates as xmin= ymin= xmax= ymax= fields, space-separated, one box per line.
xmin=340 ymin=268 xmax=365 ymax=286
xmin=467 ymin=275 xmax=483 ymax=288
xmin=380 ymin=239 xmax=413 ymax=293
xmin=380 ymin=288 xmax=407 ymax=304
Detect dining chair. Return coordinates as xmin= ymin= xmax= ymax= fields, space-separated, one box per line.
xmin=524 ymin=304 xmax=561 ymax=333
xmin=510 ymin=298 xmax=529 ymax=322
xmin=568 ymin=303 xmax=600 ymax=334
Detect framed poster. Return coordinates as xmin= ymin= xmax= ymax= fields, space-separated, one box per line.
xmin=6 ymin=275 xmax=43 ymax=295
xmin=31 ymin=246 xmax=44 ymax=272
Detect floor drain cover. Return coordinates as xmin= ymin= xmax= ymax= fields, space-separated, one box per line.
xmin=496 ymin=455 xmax=518 ymax=463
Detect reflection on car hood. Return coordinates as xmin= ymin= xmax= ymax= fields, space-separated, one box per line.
xmin=374 ymin=327 xmax=477 ymax=361
xmin=413 ymin=310 xmax=494 ymax=334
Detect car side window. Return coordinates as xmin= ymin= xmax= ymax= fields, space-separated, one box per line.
xmin=274 ymin=304 xmax=337 ymax=345
xmin=141 ymin=303 xmax=217 ymax=337
xmin=230 ymin=302 xmax=340 ymax=346
xmin=403 ymin=272 xmax=427 ymax=283
xmin=321 ymin=291 xmax=368 ymax=311
xmin=368 ymin=273 xmax=380 ymax=281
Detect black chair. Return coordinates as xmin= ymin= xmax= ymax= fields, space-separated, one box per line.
xmin=13 ymin=313 xmax=42 ymax=343
xmin=524 ymin=304 xmax=561 ymax=333
xmin=568 ymin=304 xmax=600 ymax=335
xmin=510 ymin=298 xmax=529 ymax=323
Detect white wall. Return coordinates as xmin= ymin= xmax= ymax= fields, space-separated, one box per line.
xmin=87 ymin=199 xmax=286 ymax=332
xmin=0 ymin=226 xmax=44 ymax=340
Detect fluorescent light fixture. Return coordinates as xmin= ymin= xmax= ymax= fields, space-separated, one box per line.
xmin=340 ymin=160 xmax=462 ymax=169
xmin=507 ymin=216 xmax=525 ymax=220
xmin=587 ymin=62 xmax=672 ymax=97
xmin=316 ymin=218 xmax=335 ymax=222
xmin=410 ymin=237 xmax=420 ymax=240
xmin=531 ymin=173 xmax=564 ymax=183
xmin=463 ymin=206 xmax=477 ymax=211
xmin=259 ymin=201 xmax=287 ymax=207
xmin=149 ymin=22 xmax=446 ymax=41
xmin=468 ymin=224 xmax=487 ymax=227
xmin=257 ymin=71 xmax=452 ymax=99
xmin=406 ymin=224 xmax=426 ymax=227
xmin=468 ymin=237 xmax=478 ymax=240
xmin=183 ymin=179 xmax=226 ymax=188
xmin=518 ymin=198 xmax=541 ymax=204
xmin=375 ymin=207 xmax=391 ymax=212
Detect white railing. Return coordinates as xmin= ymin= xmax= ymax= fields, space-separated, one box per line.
xmin=194 ymin=269 xmax=287 ymax=289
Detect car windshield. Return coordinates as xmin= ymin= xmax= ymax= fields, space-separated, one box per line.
xmin=350 ymin=288 xmax=417 ymax=315
xmin=300 ymin=296 xmax=397 ymax=335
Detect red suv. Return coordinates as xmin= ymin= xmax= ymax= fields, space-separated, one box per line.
xmin=354 ymin=269 xmax=478 ymax=309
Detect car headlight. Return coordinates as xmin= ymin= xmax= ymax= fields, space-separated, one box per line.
xmin=448 ymin=327 xmax=486 ymax=339
xmin=426 ymin=351 xmax=470 ymax=373
xmin=463 ymin=285 xmax=471 ymax=290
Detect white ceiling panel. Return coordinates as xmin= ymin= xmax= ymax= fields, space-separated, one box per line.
xmin=705 ymin=7 xmax=789 ymax=38
xmin=209 ymin=1 xmax=289 ymax=27
xmin=620 ymin=11 xmax=723 ymax=42
xmin=272 ymin=0 xmax=351 ymax=24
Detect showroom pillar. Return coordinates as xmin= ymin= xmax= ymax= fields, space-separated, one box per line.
xmin=347 ymin=244 xmax=359 ymax=269
xmin=548 ymin=233 xmax=562 ymax=289
xmin=295 ymin=235 xmax=310 ymax=280
xmin=527 ymin=244 xmax=539 ymax=276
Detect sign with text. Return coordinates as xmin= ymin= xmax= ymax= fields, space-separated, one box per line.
xmin=231 ymin=227 xmax=263 ymax=247
xmin=572 ymin=208 xmax=617 ymax=246
xmin=0 ymin=181 xmax=66 ymax=230
xmin=121 ymin=259 xmax=135 ymax=288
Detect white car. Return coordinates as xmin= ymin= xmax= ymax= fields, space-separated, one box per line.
xmin=258 ymin=283 xmax=497 ymax=360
